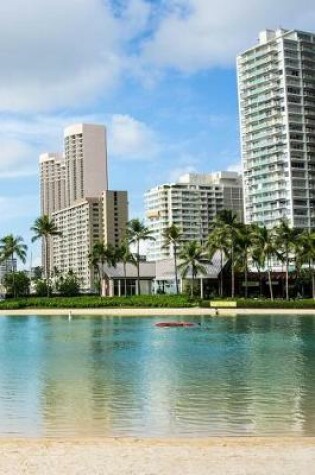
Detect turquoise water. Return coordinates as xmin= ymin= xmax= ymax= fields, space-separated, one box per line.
xmin=0 ymin=315 xmax=315 ymax=437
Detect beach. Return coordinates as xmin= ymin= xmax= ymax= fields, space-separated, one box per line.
xmin=0 ymin=437 xmax=314 ymax=474
xmin=1 ymin=307 xmax=315 ymax=316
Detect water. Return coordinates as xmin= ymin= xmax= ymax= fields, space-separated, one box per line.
xmin=0 ymin=314 xmax=315 ymax=437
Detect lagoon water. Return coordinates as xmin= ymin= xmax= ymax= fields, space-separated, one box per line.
xmin=0 ymin=315 xmax=315 ymax=437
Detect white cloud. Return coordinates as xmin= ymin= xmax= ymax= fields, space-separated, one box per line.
xmin=0 ymin=112 xmax=159 ymax=178
xmin=108 ymin=114 xmax=158 ymax=159
xmin=0 ymin=0 xmax=314 ymax=112
xmin=168 ymin=165 xmax=197 ymax=182
xmin=0 ymin=0 xmax=132 ymax=112
xmin=141 ymin=0 xmax=315 ymax=71
xmin=227 ymin=162 xmax=242 ymax=174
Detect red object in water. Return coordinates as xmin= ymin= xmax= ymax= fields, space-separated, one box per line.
xmin=155 ymin=322 xmax=196 ymax=328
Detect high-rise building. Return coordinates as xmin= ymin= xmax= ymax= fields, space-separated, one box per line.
xmin=52 ymin=192 xmax=128 ymax=289
xmin=39 ymin=124 xmax=128 ymax=290
xmin=40 ymin=152 xmax=66 ymax=215
xmin=64 ymin=124 xmax=108 ymax=207
xmin=237 ymin=29 xmax=315 ymax=229
xmin=144 ymin=171 xmax=243 ymax=261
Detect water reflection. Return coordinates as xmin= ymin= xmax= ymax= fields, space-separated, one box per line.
xmin=0 ymin=315 xmax=314 ymax=436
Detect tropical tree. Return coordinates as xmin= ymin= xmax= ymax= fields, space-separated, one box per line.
xmin=251 ymin=225 xmax=279 ymax=301
xmin=178 ymin=241 xmax=207 ymax=298
xmin=4 ymin=271 xmax=30 ymax=298
xmin=274 ymin=219 xmax=301 ymax=300
xmin=0 ymin=234 xmax=27 ymax=298
xmin=207 ymin=226 xmax=229 ymax=297
xmin=295 ymin=230 xmax=315 ymax=299
xmin=56 ymin=271 xmax=80 ymax=297
xmin=126 ymin=219 xmax=155 ymax=295
xmin=89 ymin=242 xmax=117 ymax=296
xmin=116 ymin=240 xmax=136 ymax=297
xmin=234 ymin=224 xmax=255 ymax=298
xmin=212 ymin=209 xmax=241 ymax=298
xmin=31 ymin=215 xmax=61 ymax=295
xmin=162 ymin=224 xmax=182 ymax=294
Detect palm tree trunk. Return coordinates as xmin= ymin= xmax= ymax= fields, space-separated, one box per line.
xmin=268 ymin=262 xmax=274 ymax=301
xmin=174 ymin=245 xmax=179 ymax=294
xmin=124 ymin=262 xmax=127 ymax=297
xmin=12 ymin=252 xmax=16 ymax=299
xmin=44 ymin=235 xmax=50 ymax=297
xmin=220 ymin=249 xmax=223 ymax=297
xmin=244 ymin=254 xmax=248 ymax=299
xmin=137 ymin=240 xmax=140 ymax=296
xmin=312 ymin=266 xmax=315 ymax=300
xmin=190 ymin=268 xmax=194 ymax=298
xmin=285 ymin=252 xmax=289 ymax=301
xmin=231 ymin=244 xmax=235 ymax=298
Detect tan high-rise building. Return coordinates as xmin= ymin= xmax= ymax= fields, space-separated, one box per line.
xmin=39 ymin=124 xmax=128 ymax=290
xmin=40 ymin=152 xmax=66 ymax=215
xmin=101 ymin=191 xmax=129 ymax=248
xmin=64 ymin=124 xmax=108 ymax=206
xmin=52 ymin=192 xmax=128 ymax=289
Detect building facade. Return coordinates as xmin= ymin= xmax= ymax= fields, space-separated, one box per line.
xmin=237 ymin=29 xmax=315 ymax=229
xmin=40 ymin=124 xmax=128 ymax=290
xmin=144 ymin=172 xmax=243 ymax=261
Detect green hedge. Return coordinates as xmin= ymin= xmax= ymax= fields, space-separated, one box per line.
xmin=201 ymin=298 xmax=315 ymax=309
xmin=0 ymin=294 xmax=198 ymax=310
xmin=1 ymin=295 xmax=315 ymax=311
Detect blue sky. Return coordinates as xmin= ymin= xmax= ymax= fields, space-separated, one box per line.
xmin=0 ymin=0 xmax=315 ymax=266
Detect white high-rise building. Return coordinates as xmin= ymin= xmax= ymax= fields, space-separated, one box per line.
xmin=39 ymin=124 xmax=128 ymax=290
xmin=237 ymin=29 xmax=315 ymax=229
xmin=144 ymin=172 xmax=243 ymax=261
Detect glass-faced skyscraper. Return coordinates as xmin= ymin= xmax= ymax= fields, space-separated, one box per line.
xmin=237 ymin=29 xmax=315 ymax=229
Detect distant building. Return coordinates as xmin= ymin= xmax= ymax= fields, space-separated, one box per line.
xmin=237 ymin=28 xmax=315 ymax=229
xmin=39 ymin=124 xmax=128 ymax=290
xmin=144 ymin=171 xmax=243 ymax=261
xmin=0 ymin=259 xmax=17 ymax=282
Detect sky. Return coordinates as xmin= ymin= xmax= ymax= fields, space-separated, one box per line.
xmin=1 ymin=0 xmax=315 ymax=267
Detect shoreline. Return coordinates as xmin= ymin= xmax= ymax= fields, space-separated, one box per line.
xmin=1 ymin=307 xmax=315 ymax=316
xmin=0 ymin=437 xmax=314 ymax=474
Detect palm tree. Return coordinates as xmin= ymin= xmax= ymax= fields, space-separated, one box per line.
xmin=251 ymin=225 xmax=279 ymax=301
xmin=274 ymin=219 xmax=300 ymax=300
xmin=178 ymin=241 xmax=207 ymax=298
xmin=126 ymin=219 xmax=155 ymax=295
xmin=162 ymin=224 xmax=182 ymax=294
xmin=212 ymin=210 xmax=241 ymax=298
xmin=295 ymin=230 xmax=315 ymax=299
xmin=116 ymin=240 xmax=136 ymax=297
xmin=234 ymin=224 xmax=254 ymax=299
xmin=207 ymin=227 xmax=228 ymax=297
xmin=31 ymin=216 xmax=61 ymax=295
xmin=89 ymin=242 xmax=117 ymax=296
xmin=0 ymin=234 xmax=27 ymax=298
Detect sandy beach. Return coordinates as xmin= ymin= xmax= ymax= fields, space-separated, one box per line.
xmin=1 ymin=307 xmax=315 ymax=316
xmin=0 ymin=437 xmax=314 ymax=474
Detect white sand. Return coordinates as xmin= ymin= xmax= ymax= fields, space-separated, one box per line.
xmin=1 ymin=307 xmax=315 ymax=316
xmin=0 ymin=438 xmax=314 ymax=474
